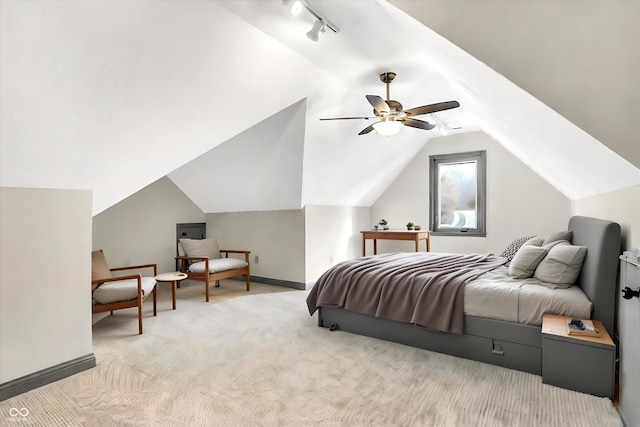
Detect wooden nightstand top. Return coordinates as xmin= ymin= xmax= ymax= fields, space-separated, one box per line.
xmin=542 ymin=313 xmax=614 ymax=347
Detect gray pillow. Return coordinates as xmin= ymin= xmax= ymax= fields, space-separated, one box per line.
xmin=533 ymin=243 xmax=587 ymax=286
xmin=509 ymin=245 xmax=548 ymax=279
xmin=523 ymin=236 xmax=544 ymax=247
xmin=542 ymin=239 xmax=571 ymax=250
xmin=544 ymin=230 xmax=573 ymax=245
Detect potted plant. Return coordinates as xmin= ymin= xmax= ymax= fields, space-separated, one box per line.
xmin=379 ymin=219 xmax=389 ymax=230
xmin=406 ymin=222 xmax=414 ymax=230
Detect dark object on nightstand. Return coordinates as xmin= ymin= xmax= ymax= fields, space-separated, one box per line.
xmin=569 ymin=319 xmax=585 ymax=329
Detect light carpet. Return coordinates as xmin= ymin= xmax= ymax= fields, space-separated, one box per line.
xmin=0 ymin=281 xmax=622 ymax=426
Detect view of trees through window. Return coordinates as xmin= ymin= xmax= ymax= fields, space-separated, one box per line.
xmin=438 ymin=161 xmax=477 ymax=228
xmin=429 ymin=150 xmax=486 ymax=236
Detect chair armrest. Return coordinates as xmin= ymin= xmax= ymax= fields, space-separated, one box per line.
xmin=92 ymin=274 xmax=143 ymax=294
xmin=92 ymin=274 xmax=142 ymax=284
xmin=110 ymin=263 xmax=157 ymax=276
xmin=220 ymin=250 xmax=250 ymax=262
xmin=91 ymin=274 xmax=142 ymax=299
xmin=175 ymin=256 xmax=210 ymax=274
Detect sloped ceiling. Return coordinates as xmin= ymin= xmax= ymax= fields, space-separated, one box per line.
xmin=390 ymin=0 xmax=640 ymax=169
xmin=169 ymin=99 xmax=307 ymax=212
xmin=1 ymin=0 xmax=638 ymax=216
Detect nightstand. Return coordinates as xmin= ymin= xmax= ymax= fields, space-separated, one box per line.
xmin=541 ymin=313 xmax=615 ymax=399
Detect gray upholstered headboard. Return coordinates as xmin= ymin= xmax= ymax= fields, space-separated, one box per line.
xmin=568 ymin=216 xmax=621 ymax=336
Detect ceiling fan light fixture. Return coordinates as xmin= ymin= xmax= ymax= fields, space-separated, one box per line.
xmin=306 ymin=19 xmax=325 ymax=42
xmin=373 ymin=118 xmax=404 ymax=137
xmin=283 ymin=0 xmax=303 ymax=16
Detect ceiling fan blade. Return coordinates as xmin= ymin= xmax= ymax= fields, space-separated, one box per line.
xmin=401 ymin=118 xmax=436 ymax=130
xmin=358 ymin=124 xmax=376 ymax=135
xmin=404 ymin=101 xmax=460 ymax=117
xmin=366 ymin=95 xmax=390 ymax=115
xmin=319 ymin=116 xmax=375 ymax=121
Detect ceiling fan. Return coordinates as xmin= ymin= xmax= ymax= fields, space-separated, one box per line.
xmin=320 ymin=72 xmax=460 ymax=136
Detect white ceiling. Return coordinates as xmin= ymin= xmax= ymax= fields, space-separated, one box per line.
xmin=1 ymin=0 xmax=638 ymax=215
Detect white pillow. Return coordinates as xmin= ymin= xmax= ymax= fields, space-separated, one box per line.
xmin=179 ymin=237 xmax=221 ymax=260
xmin=533 ymin=243 xmax=587 ymax=286
xmin=509 ymin=245 xmax=548 ymax=279
xmin=188 ymin=258 xmax=248 ymax=274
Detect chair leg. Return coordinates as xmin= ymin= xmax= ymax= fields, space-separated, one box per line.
xmin=215 ymin=280 xmax=220 ymax=288
xmin=152 ymin=286 xmax=157 ymax=317
xmin=205 ymin=276 xmax=210 ymax=302
xmin=246 ymin=274 xmax=250 ymax=291
xmin=138 ymin=302 xmax=143 ymax=335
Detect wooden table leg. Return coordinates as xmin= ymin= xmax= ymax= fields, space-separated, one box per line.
xmin=415 ymin=237 xmax=419 ymax=252
xmin=373 ymin=239 xmax=377 ymax=255
xmin=362 ymin=234 xmax=366 ymax=256
xmin=172 ymin=281 xmax=177 ymax=310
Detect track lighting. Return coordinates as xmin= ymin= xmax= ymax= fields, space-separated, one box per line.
xmin=283 ymin=0 xmax=303 ymax=16
xmin=306 ymin=19 xmax=325 ymax=42
xmin=282 ymin=0 xmax=339 ymax=41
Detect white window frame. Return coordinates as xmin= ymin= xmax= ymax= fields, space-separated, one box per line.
xmin=429 ymin=150 xmax=486 ymax=237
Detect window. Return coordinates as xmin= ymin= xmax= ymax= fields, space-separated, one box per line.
xmin=429 ymin=151 xmax=486 ymax=236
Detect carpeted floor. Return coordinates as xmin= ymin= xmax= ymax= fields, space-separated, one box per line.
xmin=0 ymin=280 xmax=622 ymax=426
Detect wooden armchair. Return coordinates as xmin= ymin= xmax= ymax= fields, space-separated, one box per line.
xmin=176 ymin=237 xmax=251 ymax=302
xmin=91 ymin=250 xmax=157 ymax=335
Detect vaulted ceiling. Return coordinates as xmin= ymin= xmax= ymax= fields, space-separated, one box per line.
xmin=1 ymin=0 xmax=638 ymax=215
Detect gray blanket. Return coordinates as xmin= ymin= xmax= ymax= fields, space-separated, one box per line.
xmin=306 ymin=252 xmax=507 ymax=334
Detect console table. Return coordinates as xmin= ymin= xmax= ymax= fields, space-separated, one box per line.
xmin=361 ymin=230 xmax=430 ymax=256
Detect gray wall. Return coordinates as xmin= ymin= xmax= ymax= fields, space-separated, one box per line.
xmin=92 ymin=177 xmax=205 ymax=274
xmin=372 ymin=131 xmax=571 ymax=255
xmin=572 ymin=186 xmax=639 ymax=251
xmin=0 ymin=187 xmax=93 ymax=384
xmin=206 ymin=209 xmax=306 ymax=284
xmin=305 ymin=205 xmax=371 ymax=285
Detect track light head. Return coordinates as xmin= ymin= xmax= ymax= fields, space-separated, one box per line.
xmin=306 ymin=19 xmax=325 ymax=42
xmin=283 ymin=0 xmax=303 ymax=16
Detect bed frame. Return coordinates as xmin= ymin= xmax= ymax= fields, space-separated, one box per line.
xmin=316 ymin=216 xmax=621 ymax=375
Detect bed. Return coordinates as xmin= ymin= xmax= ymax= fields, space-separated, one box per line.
xmin=307 ymin=216 xmax=621 ymax=375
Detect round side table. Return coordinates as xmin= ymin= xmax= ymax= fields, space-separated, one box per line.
xmin=154 ymin=272 xmax=188 ymax=310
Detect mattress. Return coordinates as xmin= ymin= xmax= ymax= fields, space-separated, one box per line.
xmin=464 ymin=266 xmax=592 ymax=326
